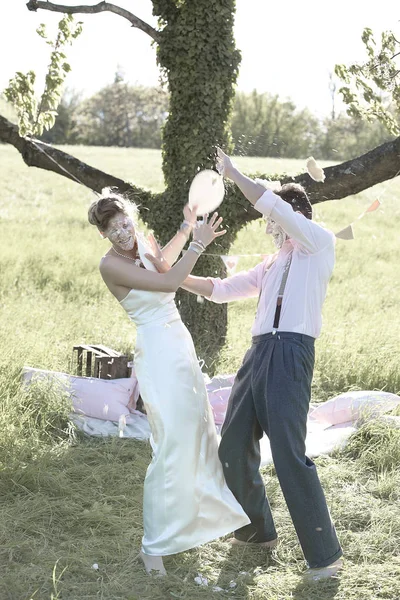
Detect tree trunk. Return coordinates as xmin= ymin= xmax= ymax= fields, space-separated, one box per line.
xmin=148 ymin=0 xmax=241 ymax=369
xmin=175 ymin=255 xmax=228 ymax=373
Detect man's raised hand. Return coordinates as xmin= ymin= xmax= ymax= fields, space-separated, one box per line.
xmin=216 ymin=147 xmax=235 ymax=180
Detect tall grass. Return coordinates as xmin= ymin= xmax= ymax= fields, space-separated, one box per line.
xmin=0 ymin=145 xmax=399 ymax=599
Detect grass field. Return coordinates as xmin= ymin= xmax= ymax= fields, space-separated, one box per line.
xmin=0 ymin=145 xmax=400 ymax=599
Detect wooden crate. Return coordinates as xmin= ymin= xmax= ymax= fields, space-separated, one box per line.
xmin=73 ymin=344 xmax=132 ymax=379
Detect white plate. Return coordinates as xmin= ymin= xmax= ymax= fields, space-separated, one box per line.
xmin=188 ymin=169 xmax=225 ymax=216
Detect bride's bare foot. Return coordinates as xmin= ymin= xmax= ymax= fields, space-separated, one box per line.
xmin=139 ymin=549 xmax=166 ymax=576
xmin=229 ymin=537 xmax=278 ymax=549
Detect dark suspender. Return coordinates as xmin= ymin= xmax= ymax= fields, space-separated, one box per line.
xmin=273 ymin=253 xmax=292 ymax=329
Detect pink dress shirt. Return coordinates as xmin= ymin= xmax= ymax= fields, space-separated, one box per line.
xmin=209 ymin=190 xmax=336 ymax=339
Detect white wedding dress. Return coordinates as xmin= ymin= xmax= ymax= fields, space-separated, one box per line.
xmin=119 ymin=280 xmax=250 ymax=556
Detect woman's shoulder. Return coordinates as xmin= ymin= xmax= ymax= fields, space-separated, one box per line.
xmin=99 ymin=252 xmax=117 ymax=275
xmin=98 ymin=255 xmax=129 ymax=300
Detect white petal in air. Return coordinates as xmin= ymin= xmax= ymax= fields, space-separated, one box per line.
xmin=118 ymin=414 xmax=126 ymax=437
xmin=195 ymin=574 xmax=209 ymax=586
xmin=306 ymin=157 xmax=325 ymax=182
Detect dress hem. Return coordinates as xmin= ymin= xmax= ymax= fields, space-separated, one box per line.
xmin=142 ymin=517 xmax=251 ymax=557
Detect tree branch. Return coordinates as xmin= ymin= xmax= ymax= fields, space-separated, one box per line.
xmin=2 ymin=111 xmax=400 ymax=226
xmin=0 ymin=113 xmax=156 ymax=216
xmin=26 ymin=0 xmax=160 ymax=42
xmin=287 ymin=136 xmax=400 ymax=203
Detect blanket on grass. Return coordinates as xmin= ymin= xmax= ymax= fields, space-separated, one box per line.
xmin=23 ymin=367 xmax=400 ymax=466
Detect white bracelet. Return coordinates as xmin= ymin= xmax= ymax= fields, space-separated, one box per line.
xmin=192 ymin=239 xmax=206 ymax=250
xmin=188 ymin=245 xmax=202 ymax=256
xmin=193 ymin=239 xmax=206 ymax=251
xmin=189 ymin=241 xmax=205 ymax=255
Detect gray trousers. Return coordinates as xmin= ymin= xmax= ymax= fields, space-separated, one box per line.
xmin=218 ymin=331 xmax=343 ymax=569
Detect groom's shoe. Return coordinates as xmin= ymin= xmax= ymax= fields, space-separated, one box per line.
xmin=229 ymin=537 xmax=278 ymax=549
xmin=304 ymin=558 xmax=343 ymax=582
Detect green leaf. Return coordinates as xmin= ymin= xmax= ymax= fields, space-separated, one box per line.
xmin=36 ymin=23 xmax=47 ymax=39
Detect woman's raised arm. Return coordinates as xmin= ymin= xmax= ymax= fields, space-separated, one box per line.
xmin=160 ymin=203 xmax=198 ymax=266
xmin=101 ymin=213 xmax=225 ymax=294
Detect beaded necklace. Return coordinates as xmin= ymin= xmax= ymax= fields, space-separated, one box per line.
xmin=111 ymin=240 xmax=144 ymax=268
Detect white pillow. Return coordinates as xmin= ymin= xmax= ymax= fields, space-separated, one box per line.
xmin=309 ymin=390 xmax=400 ymax=428
xmin=22 ymin=367 xmax=137 ymax=422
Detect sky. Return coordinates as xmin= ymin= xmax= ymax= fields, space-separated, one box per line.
xmin=1 ymin=1 xmax=399 ymax=119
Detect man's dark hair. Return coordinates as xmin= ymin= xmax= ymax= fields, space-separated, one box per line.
xmin=275 ymin=183 xmax=313 ymax=220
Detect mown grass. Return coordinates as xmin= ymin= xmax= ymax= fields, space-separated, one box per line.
xmin=0 ymin=145 xmax=399 ymax=599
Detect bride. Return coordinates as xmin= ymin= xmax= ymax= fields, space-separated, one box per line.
xmin=88 ymin=191 xmax=249 ymax=576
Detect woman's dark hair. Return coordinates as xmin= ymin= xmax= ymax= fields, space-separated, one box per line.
xmin=276 ymin=183 xmax=313 ymax=220
xmin=88 ymin=190 xmax=138 ymax=231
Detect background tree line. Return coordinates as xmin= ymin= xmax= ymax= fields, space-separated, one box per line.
xmin=39 ymin=74 xmax=396 ymax=161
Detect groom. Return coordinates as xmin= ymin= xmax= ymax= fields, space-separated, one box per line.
xmin=147 ymin=150 xmax=343 ymax=579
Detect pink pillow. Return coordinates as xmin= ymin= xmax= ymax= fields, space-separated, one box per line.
xmin=22 ymin=367 xmax=138 ymax=422
xmin=207 ymin=387 xmax=232 ymax=425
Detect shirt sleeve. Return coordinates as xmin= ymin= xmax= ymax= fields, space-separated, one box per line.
xmin=208 ymin=261 xmax=265 ymax=304
xmin=254 ymin=190 xmax=335 ymax=254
